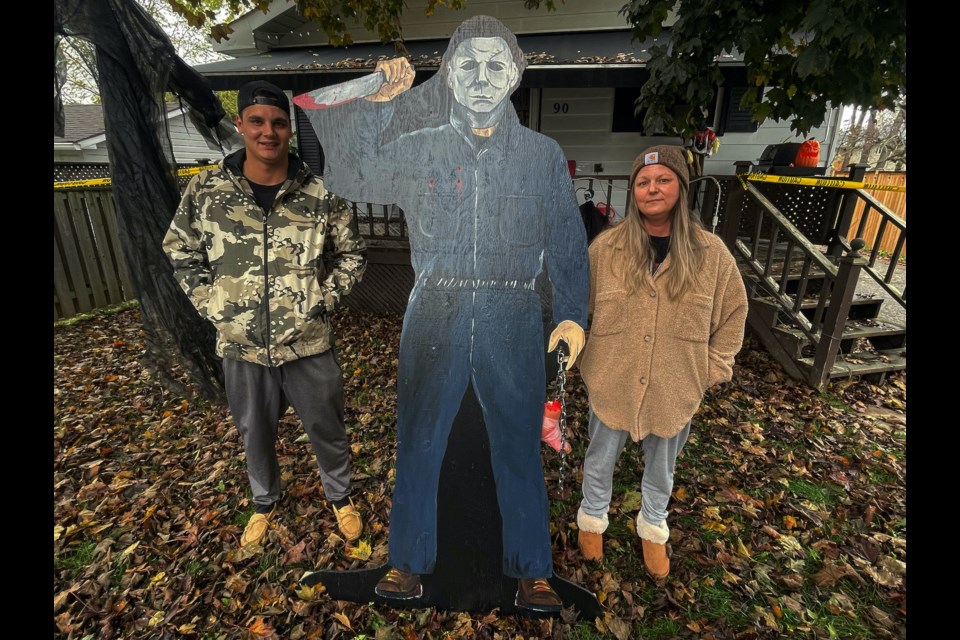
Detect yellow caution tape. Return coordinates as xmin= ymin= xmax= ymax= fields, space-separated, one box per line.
xmin=54 ymin=164 xmax=219 ymax=189
xmin=53 ymin=178 xmax=112 ymax=189
xmin=177 ymin=164 xmax=218 ymax=176
xmin=746 ymin=172 xmax=905 ymax=193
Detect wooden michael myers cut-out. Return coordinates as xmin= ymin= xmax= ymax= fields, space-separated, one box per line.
xmin=295 ymin=16 xmax=593 ymax=615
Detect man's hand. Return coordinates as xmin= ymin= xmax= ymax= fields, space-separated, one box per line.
xmin=366 ymin=57 xmax=415 ymax=102
xmin=548 ymin=320 xmax=585 ymax=370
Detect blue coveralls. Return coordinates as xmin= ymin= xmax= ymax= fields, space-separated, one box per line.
xmin=306 ymin=100 xmax=588 ymax=578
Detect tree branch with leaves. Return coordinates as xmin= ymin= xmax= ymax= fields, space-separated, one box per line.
xmin=619 ymin=0 xmax=906 ymax=139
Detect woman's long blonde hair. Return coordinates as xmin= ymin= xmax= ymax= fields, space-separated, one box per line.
xmin=604 ymin=166 xmax=705 ymax=300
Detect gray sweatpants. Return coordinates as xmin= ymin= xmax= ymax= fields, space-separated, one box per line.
xmin=579 ymin=409 xmax=690 ymax=527
xmin=223 ymin=350 xmax=351 ymax=509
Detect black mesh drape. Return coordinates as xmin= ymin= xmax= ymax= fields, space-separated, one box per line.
xmin=54 ymin=0 xmax=227 ymax=402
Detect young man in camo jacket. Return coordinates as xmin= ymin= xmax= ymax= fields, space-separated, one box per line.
xmin=163 ymin=80 xmax=367 ymax=549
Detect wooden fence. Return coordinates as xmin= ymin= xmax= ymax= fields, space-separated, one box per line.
xmin=835 ymin=170 xmax=907 ymax=256
xmin=54 ymin=188 xmax=134 ymax=320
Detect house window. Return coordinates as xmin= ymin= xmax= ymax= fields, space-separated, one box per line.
xmin=719 ymin=86 xmax=760 ymax=134
xmin=612 ymin=87 xmax=718 ymax=134
xmin=511 ymin=88 xmax=531 ymax=127
xmin=611 ymin=87 xmax=647 ymax=133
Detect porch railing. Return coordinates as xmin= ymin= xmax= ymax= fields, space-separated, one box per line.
xmin=721 ymin=167 xmax=868 ymax=389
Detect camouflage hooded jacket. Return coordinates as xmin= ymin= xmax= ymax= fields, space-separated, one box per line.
xmin=163 ymin=150 xmax=366 ymax=367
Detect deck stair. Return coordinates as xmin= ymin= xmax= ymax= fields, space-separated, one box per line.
xmin=708 ymin=163 xmax=906 ymax=388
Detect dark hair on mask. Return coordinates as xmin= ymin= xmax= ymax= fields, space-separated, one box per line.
xmin=440 ymin=15 xmax=527 ymax=81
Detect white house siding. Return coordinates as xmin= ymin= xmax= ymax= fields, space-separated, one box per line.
xmin=703 ymin=105 xmax=843 ymax=176
xmin=54 ymin=147 xmax=111 ymax=163
xmin=165 ymin=111 xmax=225 ymax=163
xmin=54 ymin=110 xmax=235 ymax=166
xmin=537 ymin=87 xmax=844 ymax=216
xmin=221 ymin=0 xmax=635 ymax=54
xmin=538 ymin=87 xmax=679 ymax=216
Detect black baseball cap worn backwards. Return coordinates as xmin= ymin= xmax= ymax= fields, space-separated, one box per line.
xmin=238 ymin=81 xmax=291 ymax=117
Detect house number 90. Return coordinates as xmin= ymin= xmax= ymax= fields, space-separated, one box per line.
xmin=553 ymin=103 xmax=569 ymax=114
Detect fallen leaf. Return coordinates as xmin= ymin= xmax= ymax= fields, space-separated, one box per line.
xmin=346 ymin=539 xmax=372 ymax=561
xmin=248 ymin=617 xmax=276 ymax=637
xmin=606 ymin=614 xmax=632 ymax=640
xmin=620 ymin=491 xmax=643 ymax=513
xmin=812 ymin=563 xmax=858 ymax=588
xmin=333 ymin=612 xmax=352 ymax=629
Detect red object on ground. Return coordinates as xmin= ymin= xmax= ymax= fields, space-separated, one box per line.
xmin=541 ymin=401 xmax=570 ymax=452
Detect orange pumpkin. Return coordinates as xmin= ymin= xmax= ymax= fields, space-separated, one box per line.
xmin=795 ymin=138 xmax=820 ymax=167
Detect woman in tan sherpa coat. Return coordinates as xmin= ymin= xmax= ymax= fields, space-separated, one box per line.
xmin=575 ymin=145 xmax=748 ymax=581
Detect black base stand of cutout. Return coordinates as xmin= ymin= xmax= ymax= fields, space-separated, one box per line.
xmin=301 ymin=384 xmax=600 ymax=620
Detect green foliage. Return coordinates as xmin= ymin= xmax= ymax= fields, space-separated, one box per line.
xmin=58 ymin=541 xmax=98 ymax=579
xmin=619 ymin=0 xmax=906 ymax=138
xmin=167 ymin=0 xmax=560 ymax=48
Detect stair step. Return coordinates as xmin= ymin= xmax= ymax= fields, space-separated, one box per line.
xmin=797 ymin=349 xmax=906 ymax=381
xmin=742 ymin=271 xmax=828 ymax=297
xmin=772 ymin=319 xmax=906 ymax=358
xmin=751 ymin=294 xmax=885 ymax=326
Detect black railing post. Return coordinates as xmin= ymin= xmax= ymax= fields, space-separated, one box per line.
xmin=720 ymin=161 xmax=753 ymax=251
xmin=809 ymin=239 xmax=868 ymax=390
xmin=827 ymin=163 xmax=870 ymax=259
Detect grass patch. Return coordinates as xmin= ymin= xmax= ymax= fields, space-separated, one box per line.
xmin=57 ymin=540 xmax=97 ymax=579
xmin=638 ymin=617 xmax=681 ymax=639
xmin=889 ymin=517 xmax=906 ymax=536
xmin=788 ymin=478 xmax=841 ymax=506
xmin=820 ymin=391 xmax=853 ymax=413
xmin=567 ymin=621 xmax=609 ymax=639
xmin=809 ymin=602 xmax=874 ymax=639
xmin=185 ymin=559 xmax=206 ymax=581
xmin=234 ymin=506 xmax=257 ymax=528
xmin=54 ymin=299 xmax=139 ymax=329
xmin=865 ymin=467 xmax=897 ymax=485
xmin=697 ymin=585 xmax=753 ymax=628
xmin=110 ymin=555 xmax=129 ymax=587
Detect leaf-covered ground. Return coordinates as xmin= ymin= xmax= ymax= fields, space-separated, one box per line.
xmin=54 ymin=306 xmax=906 ymax=639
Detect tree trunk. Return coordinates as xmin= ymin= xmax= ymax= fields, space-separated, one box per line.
xmin=837 ymin=106 xmax=867 ymax=171
xmin=858 ymin=109 xmax=878 ymax=165
xmin=55 ymin=0 xmax=226 ymax=404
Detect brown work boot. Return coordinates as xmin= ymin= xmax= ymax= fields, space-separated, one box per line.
xmin=374 ymin=567 xmax=423 ymax=600
xmin=636 ymin=513 xmax=671 ymax=581
xmin=240 ymin=503 xmax=275 ymax=548
xmin=515 ymin=578 xmax=562 ymax=613
xmin=332 ymin=498 xmax=363 ymax=542
xmin=576 ymin=508 xmax=607 ymax=561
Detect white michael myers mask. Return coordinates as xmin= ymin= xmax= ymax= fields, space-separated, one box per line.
xmin=445 ymin=37 xmax=519 ymax=113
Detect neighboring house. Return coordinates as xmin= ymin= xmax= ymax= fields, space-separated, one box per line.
xmin=54 ymin=103 xmax=225 ymax=165
xmin=193 ymin=0 xmax=844 ymax=210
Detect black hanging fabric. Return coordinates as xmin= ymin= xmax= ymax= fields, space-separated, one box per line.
xmin=579 ymin=199 xmax=609 ymax=243
xmin=54 ymin=0 xmax=230 ymax=401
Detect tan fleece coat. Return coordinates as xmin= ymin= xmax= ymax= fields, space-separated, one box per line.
xmin=579 ymin=227 xmax=748 ymax=441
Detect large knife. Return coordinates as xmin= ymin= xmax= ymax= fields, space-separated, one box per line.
xmin=293 ymin=71 xmax=386 ymax=110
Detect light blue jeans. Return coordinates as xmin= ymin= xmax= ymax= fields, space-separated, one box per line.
xmin=579 ymin=409 xmax=690 ymax=527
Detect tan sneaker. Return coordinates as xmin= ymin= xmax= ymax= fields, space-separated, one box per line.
xmin=333 ymin=498 xmax=363 ymax=542
xmin=240 ymin=505 xmax=275 ymax=548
